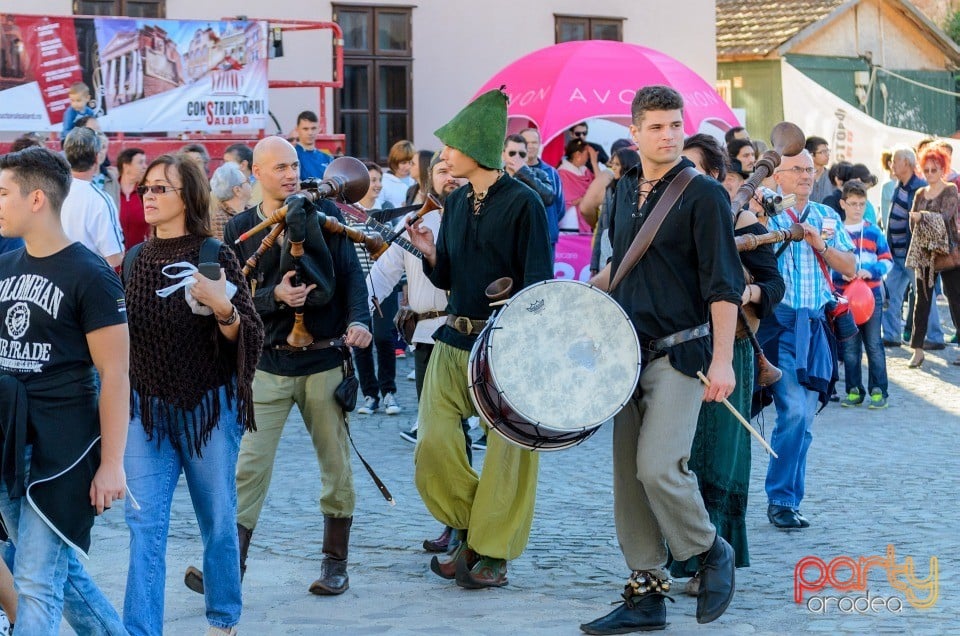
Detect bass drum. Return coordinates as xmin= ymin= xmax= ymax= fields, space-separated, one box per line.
xmin=468 ymin=279 xmax=640 ymax=451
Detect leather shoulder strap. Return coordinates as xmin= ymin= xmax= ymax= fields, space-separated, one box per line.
xmin=608 ymin=167 xmax=698 ymax=293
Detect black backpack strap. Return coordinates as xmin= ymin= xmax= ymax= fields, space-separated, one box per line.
xmin=199 ymin=237 xmax=223 ymax=264
xmin=121 ymin=242 xmax=146 ymax=286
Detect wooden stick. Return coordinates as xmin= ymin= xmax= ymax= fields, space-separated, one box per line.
xmin=696 ymin=371 xmax=778 ymax=458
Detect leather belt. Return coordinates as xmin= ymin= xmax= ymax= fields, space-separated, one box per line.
xmin=446 ymin=315 xmax=488 ymax=336
xmin=273 ymin=337 xmax=345 ymax=353
xmin=415 ymin=310 xmax=448 ymax=322
xmin=646 ymin=322 xmax=711 ymax=352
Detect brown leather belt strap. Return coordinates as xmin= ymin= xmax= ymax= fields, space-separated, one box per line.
xmin=273 ymin=337 xmax=345 ymax=352
xmin=415 ymin=310 xmax=448 ymax=322
xmin=445 ymin=315 xmax=487 ymax=336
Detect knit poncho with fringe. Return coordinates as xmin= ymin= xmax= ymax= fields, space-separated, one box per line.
xmin=126 ymin=234 xmax=263 ymax=456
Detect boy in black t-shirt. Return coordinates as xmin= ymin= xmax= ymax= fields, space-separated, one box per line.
xmin=0 ymin=147 xmax=129 ymax=632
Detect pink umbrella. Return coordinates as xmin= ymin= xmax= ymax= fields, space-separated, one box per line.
xmin=475 ymin=41 xmax=738 ymax=146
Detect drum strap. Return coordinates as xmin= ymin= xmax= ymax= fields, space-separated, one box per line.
xmin=608 ymin=167 xmax=698 ymax=293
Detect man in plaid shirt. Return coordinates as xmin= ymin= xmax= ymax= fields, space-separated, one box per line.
xmin=757 ymin=149 xmax=856 ymax=530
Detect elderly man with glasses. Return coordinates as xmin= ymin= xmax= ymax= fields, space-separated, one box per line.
xmin=755 ymin=149 xmax=856 ymax=530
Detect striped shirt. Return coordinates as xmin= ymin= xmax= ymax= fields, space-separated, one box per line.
xmin=886 ymin=175 xmax=926 ymax=260
xmin=769 ymin=201 xmax=854 ymax=310
xmin=832 ymin=221 xmax=893 ymax=293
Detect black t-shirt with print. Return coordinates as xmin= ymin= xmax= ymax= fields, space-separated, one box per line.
xmin=0 ymin=242 xmax=126 ymax=379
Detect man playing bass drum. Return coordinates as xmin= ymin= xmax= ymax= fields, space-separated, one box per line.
xmin=405 ymin=89 xmax=554 ymax=589
xmin=584 ymin=86 xmax=743 ymax=634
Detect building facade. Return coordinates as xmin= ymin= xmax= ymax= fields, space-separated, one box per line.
xmin=4 ymin=0 xmax=718 ymax=162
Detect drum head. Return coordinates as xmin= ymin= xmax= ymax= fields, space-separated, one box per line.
xmin=486 ymin=280 xmax=640 ymax=431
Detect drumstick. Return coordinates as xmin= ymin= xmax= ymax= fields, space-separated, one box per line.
xmin=696 ymin=371 xmax=778 ymax=458
xmin=489 ymin=298 xmax=509 ymax=307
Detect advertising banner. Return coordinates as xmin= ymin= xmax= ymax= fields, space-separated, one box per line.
xmin=554 ymin=232 xmax=594 ymax=281
xmin=0 ymin=14 xmax=269 ymax=133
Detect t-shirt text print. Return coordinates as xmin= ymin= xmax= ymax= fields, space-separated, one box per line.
xmin=0 ymin=243 xmax=127 ymax=378
xmin=0 ymin=274 xmax=65 ymax=372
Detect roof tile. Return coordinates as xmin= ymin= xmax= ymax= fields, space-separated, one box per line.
xmin=716 ymin=0 xmax=846 ymax=57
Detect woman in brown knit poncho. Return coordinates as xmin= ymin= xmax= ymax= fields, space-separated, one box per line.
xmin=121 ymin=154 xmax=262 ymax=636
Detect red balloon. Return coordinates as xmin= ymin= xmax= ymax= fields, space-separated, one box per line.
xmin=845 ymin=278 xmax=876 ymax=325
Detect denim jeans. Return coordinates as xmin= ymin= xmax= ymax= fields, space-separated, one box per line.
xmin=765 ymin=306 xmax=820 ymax=510
xmin=0 ymin=448 xmax=125 ymax=635
xmin=843 ymin=292 xmax=888 ymax=397
xmin=354 ymin=289 xmax=398 ymax=399
xmin=882 ymin=260 xmax=944 ymax=343
xmin=123 ymin=385 xmax=243 ymax=636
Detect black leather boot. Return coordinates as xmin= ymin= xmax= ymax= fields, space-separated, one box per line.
xmin=184 ymin=523 xmax=253 ymax=595
xmin=696 ymin=534 xmax=735 ymax=624
xmin=580 ymin=571 xmax=673 ymax=634
xmin=309 ymin=516 xmax=352 ymax=595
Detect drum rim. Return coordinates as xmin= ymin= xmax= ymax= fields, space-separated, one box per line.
xmin=484 ymin=279 xmax=642 ymax=431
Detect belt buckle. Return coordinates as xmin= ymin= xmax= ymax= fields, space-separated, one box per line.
xmin=454 ymin=316 xmax=472 ymax=335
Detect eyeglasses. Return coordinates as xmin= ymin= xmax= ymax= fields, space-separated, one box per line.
xmin=136 ymin=184 xmax=181 ymax=197
xmin=507 ymin=150 xmax=527 ymax=158
xmin=775 ymin=167 xmax=817 ymax=175
xmin=842 ymin=200 xmax=867 ymax=209
xmin=572 ymin=131 xmax=588 ymax=138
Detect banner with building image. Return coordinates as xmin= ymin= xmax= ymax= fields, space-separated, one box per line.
xmin=0 ymin=14 xmax=269 ymax=133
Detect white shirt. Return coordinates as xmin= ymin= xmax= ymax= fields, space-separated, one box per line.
xmin=366 ymin=210 xmax=447 ymax=344
xmin=61 ymin=178 xmax=124 ymax=259
xmin=376 ymin=172 xmax=415 ymax=209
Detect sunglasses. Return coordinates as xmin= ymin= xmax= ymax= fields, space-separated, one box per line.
xmin=136 ymin=185 xmax=182 ymax=197
xmin=507 ymin=150 xmax=527 ymax=158
xmin=572 ymin=131 xmax=588 ymax=138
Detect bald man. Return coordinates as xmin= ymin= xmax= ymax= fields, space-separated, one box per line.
xmin=184 ymin=136 xmax=372 ymax=597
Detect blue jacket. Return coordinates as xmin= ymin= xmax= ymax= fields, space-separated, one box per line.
xmin=532 ymin=158 xmax=564 ymax=244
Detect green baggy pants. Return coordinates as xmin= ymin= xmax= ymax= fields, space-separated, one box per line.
xmin=414 ymin=342 xmax=539 ymax=560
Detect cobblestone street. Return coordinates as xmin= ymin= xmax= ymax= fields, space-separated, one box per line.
xmin=79 ymin=339 xmax=959 ymax=635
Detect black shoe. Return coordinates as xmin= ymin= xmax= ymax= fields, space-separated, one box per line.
xmin=399 ymin=428 xmax=417 ymax=444
xmin=881 ymin=340 xmax=901 ymax=348
xmin=696 ymin=535 xmax=735 ymax=624
xmin=794 ymin=510 xmax=811 ymax=528
xmin=580 ymin=593 xmax=670 ymax=634
xmin=767 ymin=505 xmax=802 ymax=529
xmin=923 ymin=340 xmax=946 ymax=351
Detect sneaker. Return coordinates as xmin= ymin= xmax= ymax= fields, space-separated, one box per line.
xmin=840 ymin=388 xmax=864 ymax=407
xmin=382 ymin=392 xmax=401 ymax=415
xmin=400 ymin=427 xmax=417 ymax=443
xmin=395 ymin=348 xmax=407 ymax=359
xmin=867 ymin=389 xmax=888 ymax=409
xmin=407 ymin=368 xmax=416 ymax=381
xmin=472 ymin=434 xmax=487 ymax=451
xmin=357 ymin=395 xmax=378 ymax=415
xmin=949 ymin=333 xmax=959 ymax=344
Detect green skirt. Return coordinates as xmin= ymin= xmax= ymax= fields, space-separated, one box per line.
xmin=670 ymin=337 xmax=753 ymax=577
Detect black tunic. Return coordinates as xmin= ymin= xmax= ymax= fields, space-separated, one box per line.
xmin=225 ymin=199 xmax=371 ymax=376
xmin=608 ymin=158 xmax=745 ymax=377
xmin=424 ymin=174 xmax=554 ymax=351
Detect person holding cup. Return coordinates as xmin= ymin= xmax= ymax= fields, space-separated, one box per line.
xmin=756 ymin=149 xmax=856 ymax=529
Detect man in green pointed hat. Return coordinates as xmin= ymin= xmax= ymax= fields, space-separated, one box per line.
xmin=404 ymin=88 xmax=553 ymax=588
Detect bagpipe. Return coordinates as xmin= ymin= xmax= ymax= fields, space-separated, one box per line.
xmin=237 ymin=156 xmax=379 ymax=348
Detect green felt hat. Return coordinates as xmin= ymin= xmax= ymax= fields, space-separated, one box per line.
xmin=434 ymin=87 xmax=508 ymax=170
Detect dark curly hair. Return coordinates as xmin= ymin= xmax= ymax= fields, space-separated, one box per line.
xmin=631 ymin=86 xmax=684 ymax=125
xmin=683 ymin=133 xmax=728 ymax=181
